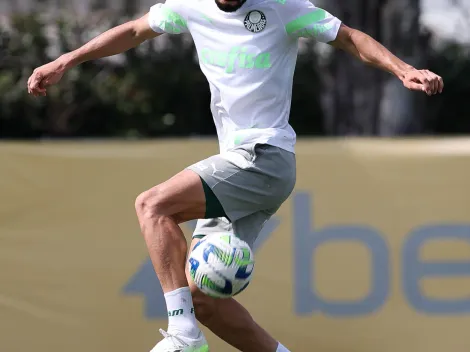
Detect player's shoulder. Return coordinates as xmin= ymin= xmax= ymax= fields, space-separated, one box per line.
xmin=148 ymin=0 xmax=196 ymax=34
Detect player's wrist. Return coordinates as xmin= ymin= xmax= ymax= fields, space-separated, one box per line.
xmin=395 ymin=64 xmax=416 ymax=81
xmin=57 ymin=52 xmax=80 ymax=71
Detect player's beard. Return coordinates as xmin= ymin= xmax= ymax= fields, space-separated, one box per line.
xmin=215 ymin=0 xmax=247 ymax=12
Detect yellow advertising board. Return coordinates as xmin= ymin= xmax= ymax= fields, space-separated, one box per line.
xmin=1 ymin=139 xmax=470 ymax=352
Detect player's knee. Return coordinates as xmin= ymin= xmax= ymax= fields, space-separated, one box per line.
xmin=135 ymin=189 xmax=151 ymax=217
xmin=135 ymin=186 xmax=168 ymax=220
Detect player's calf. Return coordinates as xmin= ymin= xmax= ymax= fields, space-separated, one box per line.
xmin=189 ymin=284 xmax=284 ymax=352
xmin=134 ymin=170 xmax=210 ymax=351
xmin=134 ymin=189 xmax=189 ymax=292
xmin=134 ymin=170 xmax=206 ymax=292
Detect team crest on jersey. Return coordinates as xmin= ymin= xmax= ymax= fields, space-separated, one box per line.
xmin=244 ymin=10 xmax=267 ymax=33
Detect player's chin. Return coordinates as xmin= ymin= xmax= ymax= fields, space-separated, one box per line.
xmin=215 ymin=0 xmax=245 ymax=12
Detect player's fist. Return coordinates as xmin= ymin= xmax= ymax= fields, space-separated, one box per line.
xmin=27 ymin=60 xmax=66 ymax=97
xmin=401 ymin=69 xmax=444 ymax=96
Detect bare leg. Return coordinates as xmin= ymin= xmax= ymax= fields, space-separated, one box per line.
xmin=135 ymin=170 xmax=206 ymax=341
xmin=186 ymin=239 xmax=279 ymax=352
xmin=135 ymin=171 xmax=281 ymax=351
xmin=135 ymin=170 xmax=205 ymax=293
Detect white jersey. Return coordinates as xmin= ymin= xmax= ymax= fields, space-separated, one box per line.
xmin=148 ymin=0 xmax=342 ymax=153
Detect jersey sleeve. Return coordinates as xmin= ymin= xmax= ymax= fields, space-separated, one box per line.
xmin=281 ymin=0 xmax=342 ymax=43
xmin=148 ymin=0 xmax=189 ymax=35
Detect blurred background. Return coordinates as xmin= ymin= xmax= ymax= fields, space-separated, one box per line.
xmin=0 ymin=0 xmax=469 ymax=137
xmin=1 ymin=1 xmax=470 ymax=352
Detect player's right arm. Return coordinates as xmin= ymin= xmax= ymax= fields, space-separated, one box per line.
xmin=28 ymin=0 xmax=189 ymax=97
xmin=27 ymin=14 xmax=159 ymax=96
xmin=60 ymin=14 xmax=159 ymax=69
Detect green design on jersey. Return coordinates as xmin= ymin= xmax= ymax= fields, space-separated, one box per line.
xmin=158 ymin=8 xmax=187 ymax=34
xmin=286 ymin=9 xmax=333 ymax=37
xmin=200 ymin=46 xmax=272 ymax=73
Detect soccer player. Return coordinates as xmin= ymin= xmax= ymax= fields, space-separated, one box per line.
xmin=27 ymin=0 xmax=443 ymax=351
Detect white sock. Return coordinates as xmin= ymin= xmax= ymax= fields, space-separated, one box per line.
xmin=164 ymin=287 xmax=200 ymax=338
xmin=276 ymin=342 xmax=290 ymax=352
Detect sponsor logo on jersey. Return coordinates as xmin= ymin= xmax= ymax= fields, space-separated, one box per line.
xmin=199 ymin=46 xmax=271 ymax=73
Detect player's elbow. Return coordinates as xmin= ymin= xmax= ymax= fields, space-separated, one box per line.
xmin=333 ymin=26 xmax=374 ymax=64
xmin=130 ymin=14 xmax=159 ymax=41
xmin=330 ymin=24 xmax=356 ymax=53
xmin=130 ymin=21 xmax=145 ymax=39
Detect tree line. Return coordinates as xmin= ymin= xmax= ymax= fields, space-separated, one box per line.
xmin=0 ymin=12 xmax=469 ymax=139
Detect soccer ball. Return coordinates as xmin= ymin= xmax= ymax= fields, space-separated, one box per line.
xmin=188 ymin=233 xmax=255 ymax=298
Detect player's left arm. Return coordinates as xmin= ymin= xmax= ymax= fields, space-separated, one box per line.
xmin=329 ymin=24 xmax=443 ymax=95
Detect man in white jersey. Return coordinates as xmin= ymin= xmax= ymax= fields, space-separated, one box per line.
xmin=28 ymin=0 xmax=443 ymax=351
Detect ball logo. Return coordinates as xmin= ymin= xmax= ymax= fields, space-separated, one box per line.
xmin=244 ymin=10 xmax=267 ymax=33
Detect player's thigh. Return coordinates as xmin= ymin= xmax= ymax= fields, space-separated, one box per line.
xmin=135 ymin=169 xmax=206 ymax=223
xmin=233 ymin=210 xmax=276 ymax=248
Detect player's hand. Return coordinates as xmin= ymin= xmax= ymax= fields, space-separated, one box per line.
xmin=27 ymin=60 xmax=66 ymax=97
xmin=401 ymin=69 xmax=444 ymax=96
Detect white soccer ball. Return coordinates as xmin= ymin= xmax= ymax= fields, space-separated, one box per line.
xmin=188 ymin=233 xmax=255 ymax=298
